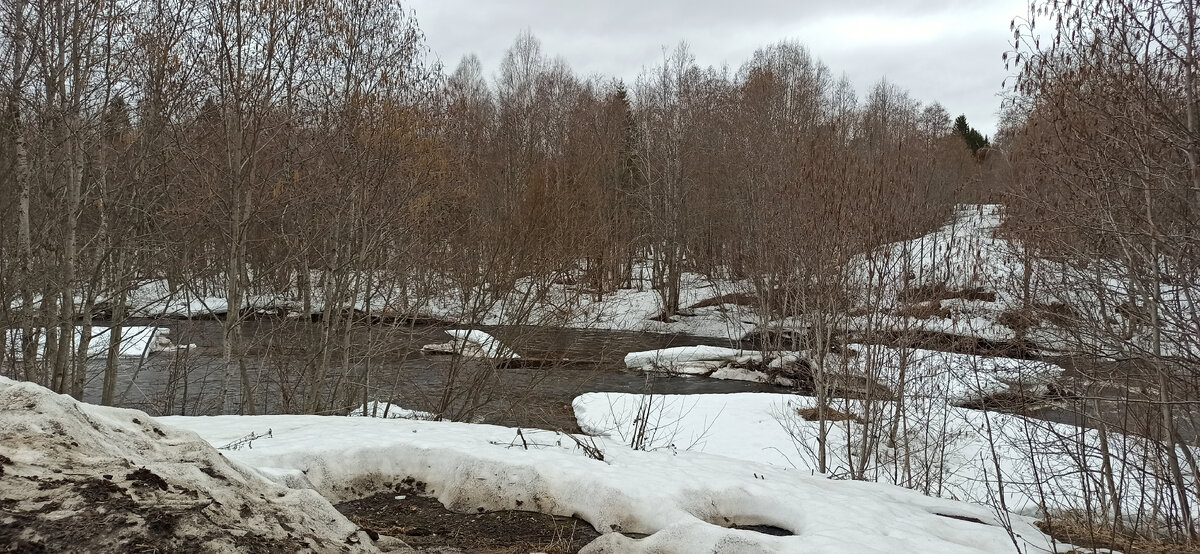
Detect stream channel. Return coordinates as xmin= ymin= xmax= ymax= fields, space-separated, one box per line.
xmin=69 ymin=319 xmax=786 ymax=431
xmin=25 ymin=318 xmax=1197 ymax=442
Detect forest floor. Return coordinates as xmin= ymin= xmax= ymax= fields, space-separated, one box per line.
xmin=336 ymin=492 xmax=601 ymax=554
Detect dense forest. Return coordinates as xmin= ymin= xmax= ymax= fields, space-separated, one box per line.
xmin=2 ymin=0 xmax=1199 ymax=547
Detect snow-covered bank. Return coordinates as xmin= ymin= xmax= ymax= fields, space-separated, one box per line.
xmin=623 ymin=345 xmax=801 ymax=386
xmin=623 ymin=342 xmax=1062 ymax=403
xmin=0 ymin=377 xmax=376 ymax=553
xmin=850 ymin=204 xmax=1014 ymax=308
xmin=349 ymin=401 xmax=437 ymax=421
xmin=93 ymin=266 xmax=758 ymax=340
xmin=160 ymin=409 xmax=1068 ymax=553
xmin=420 ymin=329 xmax=520 ymax=359
xmin=416 ymin=269 xmax=758 ymax=339
xmin=829 ymin=344 xmax=1063 ymax=403
xmin=574 ymin=391 xmax=1195 ymax=524
xmin=0 ymin=371 xmax=1081 ymax=552
xmin=3 ymin=325 xmax=191 ymax=360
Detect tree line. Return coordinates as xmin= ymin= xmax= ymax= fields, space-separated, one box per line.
xmin=0 ymin=1 xmax=979 ymax=411
xmin=4 ymin=0 xmax=1199 ymax=546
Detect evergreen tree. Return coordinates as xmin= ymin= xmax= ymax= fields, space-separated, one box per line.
xmin=953 ymin=114 xmax=989 ymax=154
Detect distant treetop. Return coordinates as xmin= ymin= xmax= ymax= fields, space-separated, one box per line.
xmin=953 ymin=114 xmax=989 ymax=155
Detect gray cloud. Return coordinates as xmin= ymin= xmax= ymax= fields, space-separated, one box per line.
xmin=407 ymin=0 xmax=1027 ymax=135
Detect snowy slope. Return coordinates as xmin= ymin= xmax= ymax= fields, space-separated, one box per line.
xmin=160 ymin=409 xmax=1070 ymax=553
xmin=574 ymin=391 xmax=1194 ymax=524
xmin=830 ymin=344 xmax=1063 ymax=403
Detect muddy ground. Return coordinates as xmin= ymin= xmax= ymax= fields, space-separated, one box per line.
xmin=336 ymin=491 xmax=602 ymax=554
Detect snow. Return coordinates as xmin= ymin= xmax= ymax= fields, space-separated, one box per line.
xmin=849 ymin=204 xmax=1015 ymax=306
xmin=623 ymin=342 xmax=1060 ymax=402
xmin=624 ymin=345 xmax=761 ymax=370
xmin=574 ymin=391 xmax=1195 ymax=525
xmin=710 ymin=366 xmax=795 ymax=387
xmin=38 ymin=262 xmax=755 ymax=342
xmin=421 ymin=329 xmax=520 ymax=359
xmin=125 ymin=279 xmax=238 ymax=318
xmin=0 ymin=376 xmax=375 ymax=552
xmin=830 ymin=344 xmax=1064 ymax=404
xmin=828 ymin=204 xmax=1029 ymax=348
xmin=623 ymin=345 xmax=801 ymax=385
xmin=0 ymin=368 xmax=1080 ymax=552
xmin=414 ymin=268 xmax=759 ymax=341
xmin=3 ymin=325 xmax=192 ymax=360
xmin=348 ymin=401 xmax=437 ymax=421
xmin=159 ymin=407 xmax=1070 ymax=553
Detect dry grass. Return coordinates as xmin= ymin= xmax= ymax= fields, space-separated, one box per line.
xmin=899 ymin=282 xmax=996 ymax=304
xmin=893 ymin=301 xmax=952 ymax=320
xmin=796 ymin=406 xmax=861 ymax=423
xmin=1038 ymin=514 xmax=1200 ymax=554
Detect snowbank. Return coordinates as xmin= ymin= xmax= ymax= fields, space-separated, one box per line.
xmin=3 ymin=326 xmax=192 ymax=360
xmin=0 ymin=377 xmax=376 ymax=552
xmin=158 ymin=406 xmax=1070 ymax=553
xmin=830 ymin=344 xmax=1063 ymax=404
xmin=623 ymin=345 xmax=801 ymax=386
xmin=574 ymin=391 xmax=1194 ymax=524
xmin=421 ymin=329 xmax=520 ymax=359
xmin=349 ymin=401 xmax=437 ymax=421
xmin=624 ymin=345 xmax=760 ymax=370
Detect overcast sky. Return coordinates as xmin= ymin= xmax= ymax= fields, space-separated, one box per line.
xmin=405 ymin=1 xmax=1028 ymax=136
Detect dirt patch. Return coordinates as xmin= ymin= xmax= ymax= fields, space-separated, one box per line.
xmin=0 ymin=474 xmax=315 ymax=554
xmin=893 ymin=301 xmax=952 ymax=320
xmin=336 ymin=492 xmax=602 ymax=553
xmin=866 ymin=329 xmax=1041 ymax=360
xmin=796 ymin=406 xmax=861 ymax=423
xmin=127 ymin=467 xmax=170 ymax=491
xmin=899 ymin=283 xmax=996 ymax=304
xmin=998 ymin=302 xmax=1078 ymax=330
xmin=688 ymin=293 xmax=758 ymax=309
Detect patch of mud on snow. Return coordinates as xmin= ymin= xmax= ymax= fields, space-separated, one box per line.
xmin=0 ymin=377 xmax=381 ymax=553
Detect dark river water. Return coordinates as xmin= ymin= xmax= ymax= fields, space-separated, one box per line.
xmin=50 ymin=320 xmax=787 ymax=430
xmin=7 ymin=319 xmax=1195 ymax=442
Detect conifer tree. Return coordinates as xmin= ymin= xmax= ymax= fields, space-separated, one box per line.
xmin=953 ymin=114 xmax=989 ymax=154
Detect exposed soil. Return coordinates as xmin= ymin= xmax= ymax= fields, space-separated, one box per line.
xmin=0 ymin=378 xmax=376 ymax=554
xmin=0 ymin=469 xmax=321 ymax=554
xmin=336 ymin=492 xmax=602 ymax=554
xmin=687 ymin=292 xmax=758 ymax=309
